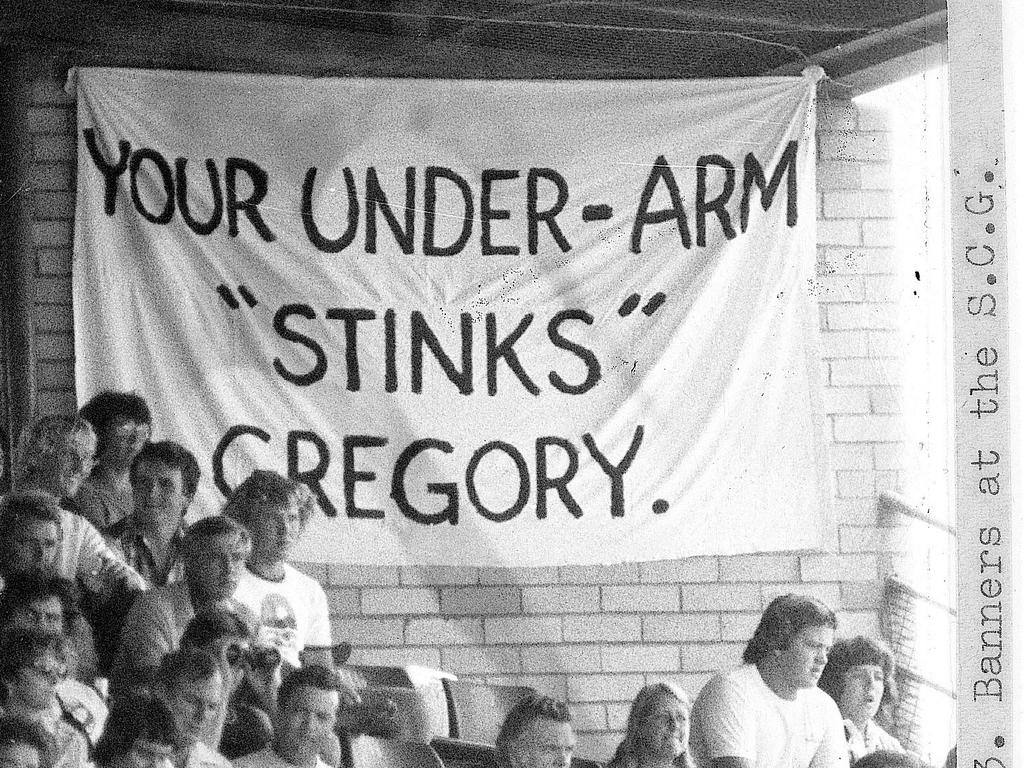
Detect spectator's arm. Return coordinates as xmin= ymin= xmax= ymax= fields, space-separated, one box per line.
xmin=690 ymin=674 xmax=755 ymax=768
xmin=109 ymin=592 xmax=173 ymax=697
xmin=70 ymin=513 xmax=147 ymax=591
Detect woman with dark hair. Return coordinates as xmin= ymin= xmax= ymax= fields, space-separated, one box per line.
xmin=818 ymin=636 xmax=904 ymax=762
xmin=0 ymin=629 xmax=88 ymax=768
xmin=94 ymin=695 xmax=179 ymax=768
xmin=608 ymin=683 xmax=694 ymax=768
xmin=0 ymin=715 xmax=54 ymax=768
xmin=74 ymin=391 xmax=152 ymax=535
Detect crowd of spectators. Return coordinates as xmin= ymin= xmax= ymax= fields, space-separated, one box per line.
xmin=0 ymin=390 xmax=933 ymax=768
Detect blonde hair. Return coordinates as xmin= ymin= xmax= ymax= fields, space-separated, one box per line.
xmin=608 ymin=683 xmax=694 ymax=768
xmin=13 ymin=416 xmax=95 ymax=489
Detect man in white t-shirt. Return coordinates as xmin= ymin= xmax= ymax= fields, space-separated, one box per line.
xmin=233 ymin=665 xmax=341 ymax=768
xmin=224 ymin=471 xmax=332 ymax=670
xmin=689 ymin=594 xmax=849 ymax=768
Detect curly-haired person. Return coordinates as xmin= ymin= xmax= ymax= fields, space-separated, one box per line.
xmin=817 ymin=637 xmax=904 ymax=763
xmin=223 ymin=471 xmax=331 ymax=671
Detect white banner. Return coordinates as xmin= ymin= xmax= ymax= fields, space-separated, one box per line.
xmin=72 ymin=67 xmax=830 ymax=566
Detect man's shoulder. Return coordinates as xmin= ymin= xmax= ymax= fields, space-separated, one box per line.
xmin=692 ymin=665 xmax=762 ymax=713
xmin=126 ymin=580 xmax=189 ymax=621
xmin=189 ymin=742 xmax=232 ymax=768
xmin=797 ymin=684 xmax=842 ymax=715
xmin=281 ymin=565 xmax=328 ymax=604
xmin=699 ymin=664 xmax=758 ymax=693
xmin=282 ymin=563 xmax=324 ymax=589
xmin=58 ymin=507 xmax=89 ymax=533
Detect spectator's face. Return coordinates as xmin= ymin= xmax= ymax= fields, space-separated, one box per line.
xmin=838 ymin=663 xmax=885 ymax=725
xmin=8 ymin=520 xmax=61 ymax=575
xmin=124 ymin=739 xmax=175 ymax=768
xmin=8 ymin=650 xmax=66 ymax=711
xmin=777 ymin=624 xmax=833 ymax=690
xmin=508 ymin=718 xmax=575 ymax=768
xmin=0 ymin=742 xmax=42 ymax=768
xmin=133 ymin=459 xmax=191 ymax=528
xmin=248 ymin=501 xmax=301 ymax=565
xmin=184 ymin=533 xmax=248 ymax=603
xmin=10 ymin=596 xmax=65 ymax=635
xmin=102 ymin=418 xmax=150 ymax=467
xmin=165 ymin=672 xmax=223 ymax=747
xmin=56 ymin=431 xmax=95 ymax=498
xmin=640 ymin=696 xmax=688 ymax=761
xmin=276 ymin=685 xmax=339 ymax=764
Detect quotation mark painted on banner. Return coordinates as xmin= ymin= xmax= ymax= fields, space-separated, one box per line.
xmin=618 ymin=292 xmax=667 ymax=317
xmin=217 ymin=284 xmax=258 ymax=310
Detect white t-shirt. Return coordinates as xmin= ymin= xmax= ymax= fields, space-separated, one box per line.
xmin=234 ymin=746 xmax=331 ymax=768
xmin=690 ymin=664 xmax=849 ymax=768
xmin=186 ymin=741 xmax=232 ymax=768
xmin=846 ymin=719 xmax=904 ymax=762
xmin=232 ymin=564 xmax=331 ymax=668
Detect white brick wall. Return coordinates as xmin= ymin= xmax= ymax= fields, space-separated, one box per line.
xmin=19 ymin=74 xmax=923 ymax=760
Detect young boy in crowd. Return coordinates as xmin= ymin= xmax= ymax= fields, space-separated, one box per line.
xmin=223 ymin=471 xmax=332 ymax=671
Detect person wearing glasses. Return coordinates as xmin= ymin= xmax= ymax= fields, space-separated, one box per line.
xmin=179 ymin=609 xmax=342 ymax=767
xmin=74 ymin=391 xmax=153 ymax=536
xmin=111 ymin=517 xmax=254 ymax=700
xmin=0 ymin=575 xmax=106 ymax=742
xmin=0 ymin=628 xmax=88 ymax=768
xmin=94 ymin=694 xmax=180 ymax=768
xmin=180 ymin=608 xmax=276 ymax=759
